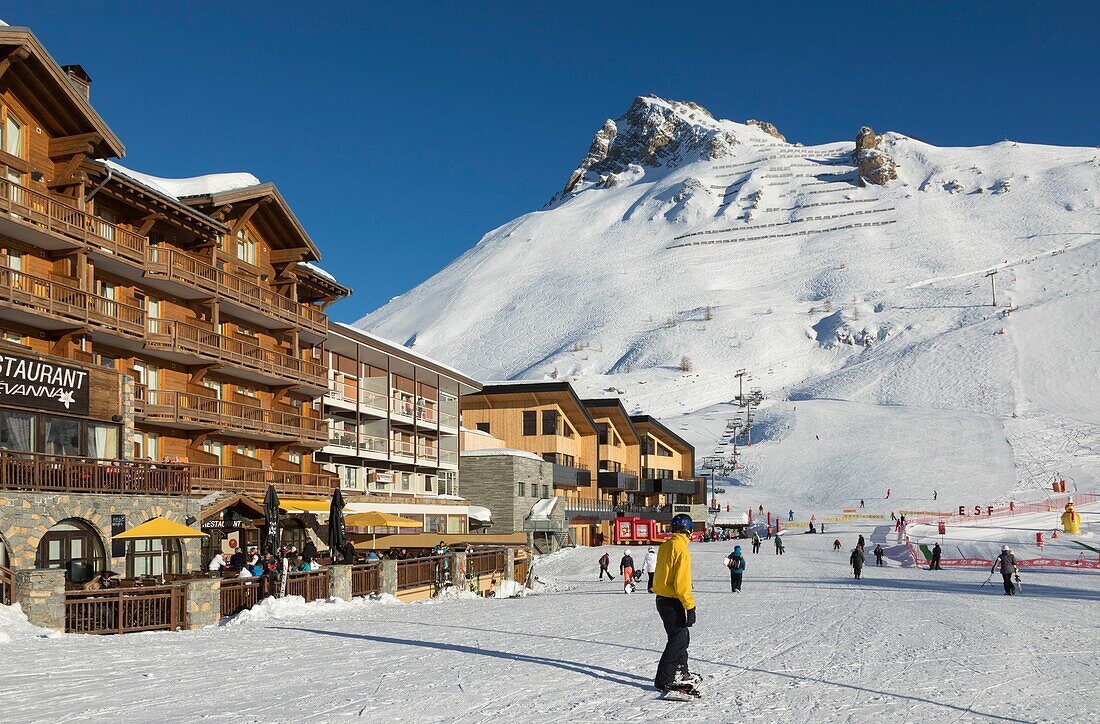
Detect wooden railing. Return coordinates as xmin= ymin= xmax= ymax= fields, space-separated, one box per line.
xmin=514 ymin=554 xmax=529 ymax=586
xmin=0 ymin=266 xmax=145 ymax=338
xmin=189 ymin=463 xmax=338 ymax=497
xmin=466 ymin=548 xmax=507 ymax=576
xmin=142 ymin=390 xmax=327 ymax=443
xmin=0 ymin=563 xmax=13 ymax=606
xmin=351 ymin=564 xmax=381 ymax=597
xmin=146 ymin=318 xmax=326 ymax=387
xmin=145 ymin=247 xmax=326 ymax=335
xmin=218 ymin=576 xmax=266 ymax=618
xmin=285 ymin=570 xmax=329 ymax=602
xmin=0 ymin=450 xmax=191 ymax=495
xmin=64 ymin=584 xmax=186 ymax=634
xmin=396 ymin=556 xmax=443 ymax=590
xmin=0 ymin=176 xmax=146 ymax=265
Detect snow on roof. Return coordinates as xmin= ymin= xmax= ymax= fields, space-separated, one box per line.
xmin=528 ymin=497 xmax=559 ymax=521
xmin=105 ymin=160 xmax=260 ymax=201
xmin=714 ymin=511 xmax=750 ymax=525
xmin=297 ymin=261 xmax=337 ymax=283
xmin=468 ymin=506 xmax=492 ymax=522
xmin=459 ymin=448 xmax=544 ymax=462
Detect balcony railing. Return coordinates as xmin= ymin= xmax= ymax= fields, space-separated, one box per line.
xmin=416 ymin=443 xmax=438 ymax=461
xmin=189 ymin=463 xmax=338 ymax=497
xmin=391 ymin=438 xmax=416 ymax=458
xmin=391 ymin=395 xmax=416 ymax=418
xmin=142 ymin=390 xmax=326 ymax=443
xmin=0 ymin=450 xmax=191 ymax=495
xmin=0 ymin=177 xmax=146 ymax=265
xmin=0 ymin=266 xmax=145 ymax=338
xmin=146 ymin=318 xmax=326 ymax=387
xmin=438 ymin=409 xmax=459 ymax=429
xmin=437 ymin=449 xmax=458 ymax=466
xmin=563 ymin=496 xmax=662 ymax=516
xmin=145 ymin=247 xmax=326 ymax=335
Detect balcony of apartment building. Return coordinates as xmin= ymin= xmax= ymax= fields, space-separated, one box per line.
xmin=596 ymin=461 xmax=640 ymax=491
xmin=137 ymin=388 xmax=327 ymax=446
xmin=0 ymin=265 xmax=145 ymax=341
xmin=638 ymin=476 xmax=701 ymax=496
xmin=543 ymin=452 xmax=592 ymax=488
xmin=144 ymin=318 xmax=326 ymax=390
xmin=188 ymin=460 xmax=337 ymax=498
xmin=438 ymin=392 xmax=459 ymax=435
xmin=144 ymin=246 xmax=327 ymax=342
xmin=324 ymin=374 xmax=389 ymax=418
xmin=322 ymin=427 xmax=390 ymax=462
xmin=389 ymin=388 xmax=441 ymax=431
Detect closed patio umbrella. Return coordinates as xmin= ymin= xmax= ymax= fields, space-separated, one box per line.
xmin=262 ymin=484 xmax=281 ymax=556
xmin=328 ymin=488 xmax=346 ymax=563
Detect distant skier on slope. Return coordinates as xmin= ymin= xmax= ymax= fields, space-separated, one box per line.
xmin=873 ymin=543 xmax=885 ymax=566
xmin=598 ymin=552 xmax=612 ymax=581
xmin=788 ymin=510 xmax=794 ymax=522
xmin=992 ymin=546 xmax=1017 ymax=595
xmin=652 ymin=513 xmax=700 ymax=697
xmin=857 ymin=534 xmax=866 ymax=549
xmin=850 ymin=546 xmax=865 ymax=579
xmin=933 ymin=490 xmax=938 ymax=501
xmin=833 ymin=538 xmax=842 ymax=551
xmin=751 ymin=531 xmax=761 ymax=554
xmin=860 ymin=499 xmax=865 ymax=509
xmin=726 ymin=545 xmax=746 ymax=592
xmin=774 ymin=533 xmax=784 ymax=555
xmin=886 ymin=488 xmax=892 ymax=499
xmin=644 ymin=546 xmax=658 ymax=593
xmin=620 ymin=551 xmax=636 ymax=593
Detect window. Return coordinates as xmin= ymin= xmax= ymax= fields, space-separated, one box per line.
xmin=0 ymin=410 xmax=34 ymax=452
xmin=282 ymin=519 xmax=308 ymax=552
xmin=134 ymin=431 xmax=159 ymax=461
xmin=203 ymin=439 xmax=224 ymax=462
xmin=517 ymin=482 xmax=526 ymax=498
xmin=37 ymin=518 xmax=105 ymax=583
xmin=424 ymin=475 xmax=433 ymax=493
xmin=542 ymin=409 xmax=558 ymax=436
xmin=543 ymin=485 xmax=551 ymax=499
xmin=401 ymin=472 xmax=411 ymax=491
xmin=656 ymin=442 xmax=673 ymax=458
xmin=562 ymin=422 xmax=574 ymax=439
xmin=96 ymin=354 xmax=117 ymax=370
xmin=475 ymin=422 xmax=491 ymax=434
xmin=522 ymin=411 xmax=536 ymax=436
xmin=1 ymin=328 xmax=25 ymax=344
xmin=644 ymin=438 xmax=656 ymax=455
xmin=86 ymin=423 xmax=119 ymax=459
xmin=43 ymin=416 xmax=81 ymax=456
xmin=237 ymin=325 xmax=258 ymax=339
xmin=341 ymin=465 xmax=359 ymax=489
xmin=236 ymin=444 xmax=256 ymax=459
xmin=4 ymin=250 xmax=22 ymax=271
xmin=96 ymin=279 xmax=116 ymax=301
xmin=237 ymin=385 xmax=257 ymax=398
xmin=236 ymin=230 xmax=257 ymax=265
xmin=286 ymin=450 xmax=302 ymax=465
xmin=127 ymin=538 xmax=182 ymax=578
xmin=3 ymin=110 xmax=24 ymax=157
xmin=596 ymin=423 xmax=609 ymax=446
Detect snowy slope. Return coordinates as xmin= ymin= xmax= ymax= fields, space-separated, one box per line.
xmin=356 ymin=96 xmax=1100 ymax=505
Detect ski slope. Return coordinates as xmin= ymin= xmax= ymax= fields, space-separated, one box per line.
xmin=356 ymin=96 xmax=1100 ymax=507
xmin=2 ymin=526 xmax=1098 ymax=722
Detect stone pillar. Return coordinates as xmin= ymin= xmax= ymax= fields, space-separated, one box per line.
xmin=327 ymin=564 xmax=353 ymax=601
xmin=451 ymin=551 xmax=467 ymax=590
xmin=380 ymin=559 xmax=398 ymax=596
xmin=185 ymin=577 xmax=221 ymax=629
xmin=14 ymin=569 xmax=65 ymax=631
xmin=504 ymin=547 xmax=516 ymax=582
xmin=120 ymin=374 xmax=136 ymax=460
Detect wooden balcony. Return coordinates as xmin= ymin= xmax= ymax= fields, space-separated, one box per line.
xmin=145 ymin=247 xmax=326 ymax=336
xmin=0 ymin=451 xmax=191 ymax=495
xmin=141 ymin=390 xmax=327 ymax=445
xmin=0 ymin=177 xmax=146 ymax=265
xmin=189 ymin=463 xmax=338 ymax=497
xmin=146 ymin=318 xmax=326 ymax=389
xmin=0 ymin=266 xmax=145 ymax=339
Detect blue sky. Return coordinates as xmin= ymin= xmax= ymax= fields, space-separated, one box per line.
xmin=5 ymin=3 xmax=1097 ymax=320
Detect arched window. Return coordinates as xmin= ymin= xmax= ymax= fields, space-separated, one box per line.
xmin=127 ymin=538 xmax=182 ymax=578
xmin=282 ymin=518 xmax=309 ymax=553
xmin=37 ymin=518 xmax=105 ymax=583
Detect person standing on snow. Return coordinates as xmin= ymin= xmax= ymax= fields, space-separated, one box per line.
xmin=620 ymin=551 xmax=636 ymax=593
xmin=644 ymin=546 xmax=658 ymax=593
xmin=992 ymin=546 xmax=1017 ymax=595
xmin=765 ymin=525 xmax=773 ymax=540
xmin=727 ymin=545 xmax=746 ymax=592
xmin=751 ymin=531 xmax=761 ymax=554
xmin=857 ymin=534 xmax=866 ymax=549
xmin=774 ymin=533 xmax=784 ymax=555
xmin=930 ymin=543 xmax=943 ymax=570
xmin=652 ymin=513 xmax=699 ymax=696
xmin=788 ymin=510 xmax=794 ymax=522
xmin=598 ymin=552 xmax=613 ymax=581
xmin=886 ymin=488 xmax=892 ymax=499
xmin=860 ymin=499 xmax=865 ymax=509
xmin=850 ymin=546 xmax=865 ymax=579
xmin=873 ymin=543 xmax=885 ymax=566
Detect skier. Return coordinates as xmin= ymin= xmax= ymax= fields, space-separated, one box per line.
xmin=751 ymin=531 xmax=761 ymax=554
xmin=992 ymin=546 xmax=1017 ymax=595
xmin=933 ymin=490 xmax=938 ymax=501
xmin=652 ymin=513 xmax=700 ymax=697
xmin=873 ymin=543 xmax=884 ymax=566
xmin=890 ymin=512 xmax=897 ymax=523
xmin=860 ymin=499 xmax=865 ymax=509
xmin=886 ymin=488 xmax=892 ymax=499
xmin=598 ymin=552 xmax=612 ymax=581
xmin=620 ymin=551 xmax=636 ymax=593
xmin=788 ymin=510 xmax=794 ymax=522
xmin=765 ymin=525 xmax=772 ymax=540
xmin=857 ymin=534 xmax=866 ymax=549
xmin=726 ymin=544 xmax=746 ymax=592
xmin=833 ymin=538 xmax=842 ymax=551
xmin=643 ymin=546 xmax=658 ymax=593
xmin=774 ymin=533 xmax=784 ymax=555
xmin=930 ymin=543 xmax=942 ymax=571
xmin=850 ymin=546 xmax=865 ymax=579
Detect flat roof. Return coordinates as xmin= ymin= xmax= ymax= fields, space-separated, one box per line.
xmin=329 ymin=322 xmax=481 ymax=392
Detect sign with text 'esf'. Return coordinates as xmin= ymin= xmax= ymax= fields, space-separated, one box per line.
xmin=0 ymin=351 xmax=90 ymax=415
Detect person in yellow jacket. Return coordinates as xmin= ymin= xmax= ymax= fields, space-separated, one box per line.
xmin=1061 ymin=503 xmax=1081 ymax=535
xmin=652 ymin=513 xmax=699 ymax=696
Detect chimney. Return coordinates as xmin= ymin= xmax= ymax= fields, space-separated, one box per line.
xmin=60 ymin=64 xmax=92 ymax=101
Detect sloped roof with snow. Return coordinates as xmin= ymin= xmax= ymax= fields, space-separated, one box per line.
xmin=105 ymin=160 xmax=260 ymax=201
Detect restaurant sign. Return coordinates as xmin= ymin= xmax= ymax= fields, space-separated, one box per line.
xmin=0 ymin=351 xmax=90 ymax=415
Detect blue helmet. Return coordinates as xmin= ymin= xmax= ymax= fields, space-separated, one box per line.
xmin=671 ymin=513 xmax=693 ymax=533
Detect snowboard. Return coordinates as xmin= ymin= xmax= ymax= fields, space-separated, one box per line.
xmin=658 ymin=687 xmax=701 ymax=701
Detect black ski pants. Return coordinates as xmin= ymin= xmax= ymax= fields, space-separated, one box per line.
xmin=647 ymin=572 xmax=654 ymax=592
xmin=853 ymin=564 xmax=862 ymax=579
xmin=1001 ymin=572 xmax=1015 ymax=595
xmin=599 ymin=566 xmax=613 ymax=580
xmin=654 ymin=595 xmax=689 ymax=689
xmin=730 ymin=572 xmax=742 ymax=592
xmin=875 ymin=553 xmax=884 ymax=566
xmin=752 ymin=542 xmax=760 ymax=554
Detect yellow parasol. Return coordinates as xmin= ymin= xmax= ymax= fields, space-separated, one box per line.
xmin=112 ymin=516 xmax=207 ymax=540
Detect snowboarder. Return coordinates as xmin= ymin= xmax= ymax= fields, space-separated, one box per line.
xmin=873 ymin=543 xmax=884 ymax=566
xmin=930 ymin=543 xmax=942 ymax=571
xmin=644 ymin=546 xmax=658 ymax=593
xmin=886 ymin=488 xmax=892 ymax=499
xmin=860 ymin=499 xmax=865 ymax=509
xmin=620 ymin=551 xmax=636 ymax=593
xmin=726 ymin=545 xmax=746 ymax=592
xmin=992 ymin=546 xmax=1017 ymax=595
xmin=652 ymin=513 xmax=700 ymax=697
xmin=850 ymin=546 xmax=865 ymax=579
xmin=751 ymin=531 xmax=761 ymax=554
xmin=933 ymin=490 xmax=938 ymax=501
xmin=833 ymin=538 xmax=842 ymax=551
xmin=598 ymin=552 xmax=612 ymax=581
xmin=774 ymin=533 xmax=784 ymax=555
xmin=788 ymin=510 xmax=794 ymax=522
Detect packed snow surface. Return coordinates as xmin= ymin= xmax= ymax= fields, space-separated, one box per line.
xmin=356 ymin=96 xmax=1100 ymax=507
xmin=105 ymin=160 xmax=261 ymax=200
xmin=2 ymin=524 xmax=1098 ymax=722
